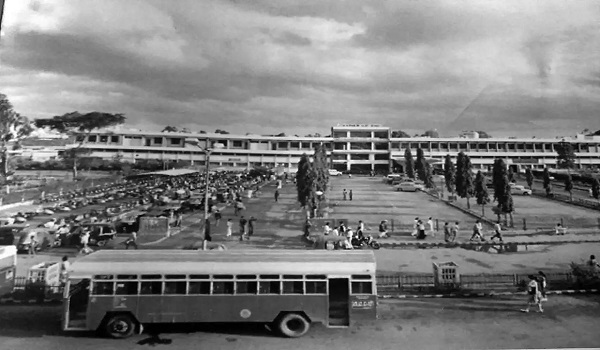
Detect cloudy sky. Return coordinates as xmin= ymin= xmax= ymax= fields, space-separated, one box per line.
xmin=1 ymin=0 xmax=599 ymax=137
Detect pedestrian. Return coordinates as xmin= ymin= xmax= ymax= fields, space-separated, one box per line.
xmin=537 ymin=271 xmax=548 ymax=301
xmin=323 ymin=222 xmax=332 ymax=235
xmin=204 ymin=218 xmax=212 ymax=242
xmin=427 ymin=217 xmax=435 ymax=237
xmin=349 ymin=189 xmax=353 ymax=201
xmin=343 ymin=189 xmax=347 ymax=201
xmin=587 ymin=255 xmax=600 ymax=270
xmin=28 ymin=233 xmax=37 ymax=257
xmin=470 ymin=220 xmax=485 ymax=241
xmin=378 ymin=220 xmax=389 ymax=238
xmin=303 ymin=218 xmax=312 ymax=238
xmin=338 ymin=221 xmax=347 ymax=234
xmin=274 ymin=189 xmax=280 ymax=202
xmin=490 ymin=221 xmax=503 ymax=242
xmin=555 ymin=223 xmax=566 ymax=235
xmin=59 ymin=256 xmax=70 ymax=285
xmin=247 ymin=216 xmax=257 ymax=238
xmin=214 ymin=209 xmax=222 ymax=227
xmin=346 ymin=228 xmax=354 ymax=243
xmin=443 ymin=222 xmax=451 ymax=242
xmin=451 ymin=222 xmax=459 ymax=242
xmin=226 ymin=219 xmax=233 ymax=238
xmin=521 ymin=275 xmax=543 ymax=313
xmin=416 ymin=220 xmax=426 ymax=240
xmin=411 ymin=217 xmax=419 ymax=237
xmin=175 ymin=211 xmax=182 ymax=227
xmin=125 ymin=231 xmax=138 ymax=250
xmin=356 ymin=220 xmax=365 ymax=239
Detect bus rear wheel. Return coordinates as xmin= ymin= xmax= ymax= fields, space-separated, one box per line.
xmin=105 ymin=314 xmax=136 ymax=339
xmin=276 ymin=313 xmax=310 ymax=338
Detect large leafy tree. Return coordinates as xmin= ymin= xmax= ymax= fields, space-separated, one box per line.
xmin=35 ymin=111 xmax=126 ymax=178
xmin=492 ymin=158 xmax=508 ymax=203
xmin=556 ymin=141 xmax=577 ymax=171
xmin=591 ymin=178 xmax=600 ymax=202
xmin=415 ymin=147 xmax=427 ymax=182
xmin=525 ymin=168 xmax=534 ymax=189
xmin=404 ymin=148 xmax=415 ymax=179
xmin=1 ymin=94 xmax=34 ymax=191
xmin=391 ymin=130 xmax=411 ymax=138
xmin=444 ymin=154 xmax=456 ymax=195
xmin=474 ymin=170 xmax=490 ymax=216
xmin=162 ymin=126 xmax=178 ymax=132
xmin=455 ymin=152 xmax=474 ymax=209
xmin=564 ymin=174 xmax=573 ymax=201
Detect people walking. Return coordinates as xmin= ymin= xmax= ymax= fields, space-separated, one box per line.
xmin=226 ymin=219 xmax=233 ymax=238
xmin=28 ymin=233 xmax=37 ymax=257
xmin=378 ymin=220 xmax=389 ymax=238
xmin=247 ymin=216 xmax=257 ymax=238
xmin=125 ymin=231 xmax=138 ymax=250
xmin=239 ymin=216 xmax=247 ymax=240
xmin=443 ymin=222 xmax=451 ymax=242
xmin=470 ymin=220 xmax=485 ymax=241
xmin=538 ymin=271 xmax=548 ymax=301
xmin=521 ymin=275 xmax=543 ymax=313
xmin=274 ymin=189 xmax=280 ymax=202
xmin=303 ymin=218 xmax=312 ymax=238
xmin=490 ymin=221 xmax=503 ymax=242
xmin=427 ymin=217 xmax=435 ymax=237
xmin=175 ymin=211 xmax=182 ymax=227
xmin=343 ymin=189 xmax=347 ymax=201
xmin=349 ymin=189 xmax=353 ymax=201
xmin=411 ymin=217 xmax=419 ymax=237
xmin=416 ymin=220 xmax=426 ymax=240
xmin=214 ymin=209 xmax=222 ymax=227
xmin=450 ymin=222 xmax=459 ymax=242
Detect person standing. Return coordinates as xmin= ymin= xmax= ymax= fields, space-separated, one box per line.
xmin=416 ymin=220 xmax=426 ymax=240
xmin=521 ymin=275 xmax=543 ymax=313
xmin=538 ymin=271 xmax=548 ymax=301
xmin=349 ymin=189 xmax=353 ymax=201
xmin=343 ymin=189 xmax=347 ymax=201
xmin=303 ymin=218 xmax=312 ymax=238
xmin=356 ymin=220 xmax=364 ymax=239
xmin=338 ymin=221 xmax=347 ymax=235
xmin=28 ymin=233 xmax=37 ymax=257
xmin=490 ymin=221 xmax=503 ymax=242
xmin=214 ymin=209 xmax=222 ymax=227
xmin=59 ymin=256 xmax=70 ymax=285
xmin=175 ymin=212 xmax=183 ymax=227
xmin=226 ymin=219 xmax=233 ymax=238
xmin=411 ymin=217 xmax=419 ymax=237
xmin=427 ymin=217 xmax=435 ymax=237
xmin=274 ymin=189 xmax=280 ymax=202
xmin=378 ymin=220 xmax=389 ymax=238
xmin=588 ymin=255 xmax=600 ymax=270
xmin=125 ymin=231 xmax=138 ymax=250
xmin=443 ymin=222 xmax=451 ymax=242
xmin=470 ymin=220 xmax=485 ymax=241
xmin=247 ymin=216 xmax=257 ymax=238
xmin=451 ymin=222 xmax=459 ymax=242
xmin=323 ymin=222 xmax=332 ymax=235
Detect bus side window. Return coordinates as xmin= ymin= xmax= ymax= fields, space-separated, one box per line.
xmin=351 ymin=281 xmax=373 ymax=294
xmin=259 ymin=281 xmax=280 ymax=294
xmin=188 ymin=281 xmax=210 ymax=294
xmin=92 ymin=281 xmax=114 ymax=295
xmin=236 ymin=281 xmax=257 ymax=294
xmin=140 ymin=281 xmax=162 ymax=295
xmin=115 ymin=282 xmax=138 ymax=295
xmin=282 ymin=281 xmax=304 ymax=294
xmin=164 ymin=281 xmax=186 ymax=295
xmin=305 ymin=281 xmax=327 ymax=294
xmin=212 ymin=281 xmax=234 ymax=295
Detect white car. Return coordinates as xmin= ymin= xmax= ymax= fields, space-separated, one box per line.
xmin=328 ymin=169 xmax=342 ymax=176
xmin=395 ymin=181 xmax=420 ymax=192
xmin=510 ymin=185 xmax=532 ymax=195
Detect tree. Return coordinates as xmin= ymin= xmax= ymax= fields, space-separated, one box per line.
xmin=525 ymin=168 xmax=534 ymax=189
xmin=215 ymin=129 xmax=230 ymax=134
xmin=295 ymin=154 xmax=313 ymax=209
xmin=542 ymin=168 xmax=551 ymax=190
xmin=474 ymin=170 xmax=490 ymax=216
xmin=500 ymin=180 xmax=514 ymax=227
xmin=444 ymin=154 xmax=456 ymax=195
xmin=1 ymin=94 xmax=34 ymax=192
xmin=35 ymin=111 xmax=126 ymax=178
xmin=391 ymin=130 xmax=411 ymax=138
xmin=162 ymin=126 xmax=178 ymax=132
xmin=591 ymin=178 xmax=600 ymax=202
xmin=476 ymin=131 xmax=492 ymax=138
xmin=564 ymin=174 xmax=573 ymax=201
xmin=423 ymin=162 xmax=435 ymax=189
xmin=415 ymin=148 xmax=427 ymax=182
xmin=312 ymin=144 xmax=329 ymax=193
xmin=404 ymin=149 xmax=415 ymax=179
xmin=421 ymin=129 xmax=439 ymax=138
xmin=556 ymin=141 xmax=577 ymax=171
xmin=455 ymin=152 xmax=474 ymax=209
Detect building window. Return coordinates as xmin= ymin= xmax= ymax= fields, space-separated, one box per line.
xmin=400 ymin=143 xmax=409 ymax=149
xmin=374 ymin=154 xmax=389 ymax=161
xmin=373 ymin=131 xmax=388 ymax=138
xmin=391 ymin=142 xmax=400 ymax=149
xmin=350 ymin=154 xmax=370 ymax=160
xmin=232 ymin=140 xmax=243 ymax=148
xmin=99 ymin=136 xmax=108 ymax=142
xmin=350 ymin=131 xmax=371 ymax=138
xmin=76 ymin=136 xmax=84 ymax=142
xmin=333 ymin=131 xmax=347 ymax=138
xmin=420 ymin=143 xmax=429 ymax=150
xmin=334 ymin=142 xmax=346 ymax=150
xmin=88 ymin=135 xmax=97 ymax=142
xmin=154 ymin=137 xmax=163 ymax=144
xmin=290 ymin=142 xmax=300 ymax=149
xmin=111 ymin=136 xmax=119 ymax=143
xmin=350 ymin=142 xmax=371 ymax=150
xmin=374 ymin=143 xmax=389 ymax=150
xmin=170 ymin=138 xmax=181 ymax=145
xmin=277 ymin=142 xmax=288 ymax=149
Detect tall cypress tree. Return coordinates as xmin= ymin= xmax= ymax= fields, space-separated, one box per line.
xmin=492 ymin=158 xmax=508 ymax=204
xmin=542 ymin=168 xmax=551 ymax=189
xmin=444 ymin=154 xmax=456 ymax=195
xmin=295 ymin=154 xmax=313 ymax=208
xmin=312 ymin=144 xmax=329 ymax=193
xmin=404 ymin=148 xmax=415 ymax=179
xmin=525 ymin=168 xmax=534 ymax=189
xmin=591 ymin=178 xmax=600 ymax=202
xmin=456 ymin=152 xmax=474 ymax=209
xmin=564 ymin=174 xmax=573 ymax=201
xmin=474 ymin=170 xmax=490 ymax=216
xmin=415 ymin=147 xmax=427 ymax=182
xmin=500 ymin=178 xmax=514 ymax=227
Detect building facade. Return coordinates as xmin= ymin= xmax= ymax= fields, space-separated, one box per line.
xmin=72 ymin=124 xmax=600 ymax=173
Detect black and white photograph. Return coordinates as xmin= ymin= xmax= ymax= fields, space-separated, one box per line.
xmin=0 ymin=1 xmax=599 ymax=349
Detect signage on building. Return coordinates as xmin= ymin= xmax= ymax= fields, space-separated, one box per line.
xmin=337 ymin=124 xmax=382 ymax=128
xmin=228 ymin=158 xmax=242 ymax=162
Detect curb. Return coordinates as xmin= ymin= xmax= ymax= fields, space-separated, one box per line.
xmin=377 ymin=288 xmax=600 ymax=299
xmin=378 ymin=240 xmax=600 ymax=249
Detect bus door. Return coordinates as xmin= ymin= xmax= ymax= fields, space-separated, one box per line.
xmin=327 ymin=278 xmax=349 ymax=326
xmin=64 ymin=279 xmax=90 ymax=330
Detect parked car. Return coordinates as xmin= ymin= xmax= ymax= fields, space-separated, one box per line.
xmin=395 ymin=181 xmax=420 ymax=192
xmin=510 ymin=185 xmax=532 ymax=195
xmin=79 ymin=223 xmax=117 ymax=247
xmin=328 ymin=169 xmax=342 ymax=176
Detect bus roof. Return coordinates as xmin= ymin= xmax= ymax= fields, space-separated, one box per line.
xmin=69 ymin=250 xmax=376 ymax=278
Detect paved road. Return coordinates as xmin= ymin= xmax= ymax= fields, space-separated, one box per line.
xmin=0 ymin=295 xmax=598 ymax=350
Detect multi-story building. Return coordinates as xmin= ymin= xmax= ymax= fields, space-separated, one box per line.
xmin=71 ymin=124 xmax=600 ymax=173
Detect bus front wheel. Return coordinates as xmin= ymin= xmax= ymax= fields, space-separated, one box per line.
xmin=105 ymin=314 xmax=136 ymax=339
xmin=276 ymin=313 xmax=310 ymax=338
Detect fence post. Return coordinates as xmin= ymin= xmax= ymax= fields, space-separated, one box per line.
xmin=523 ymin=218 xmax=527 ymax=231
xmin=560 ymin=217 xmax=564 ymax=227
xmin=391 ymin=219 xmax=394 ymax=234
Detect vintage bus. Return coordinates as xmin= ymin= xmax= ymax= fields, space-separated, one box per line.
xmin=0 ymin=245 xmax=17 ymax=297
xmin=64 ymin=250 xmax=377 ymax=338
